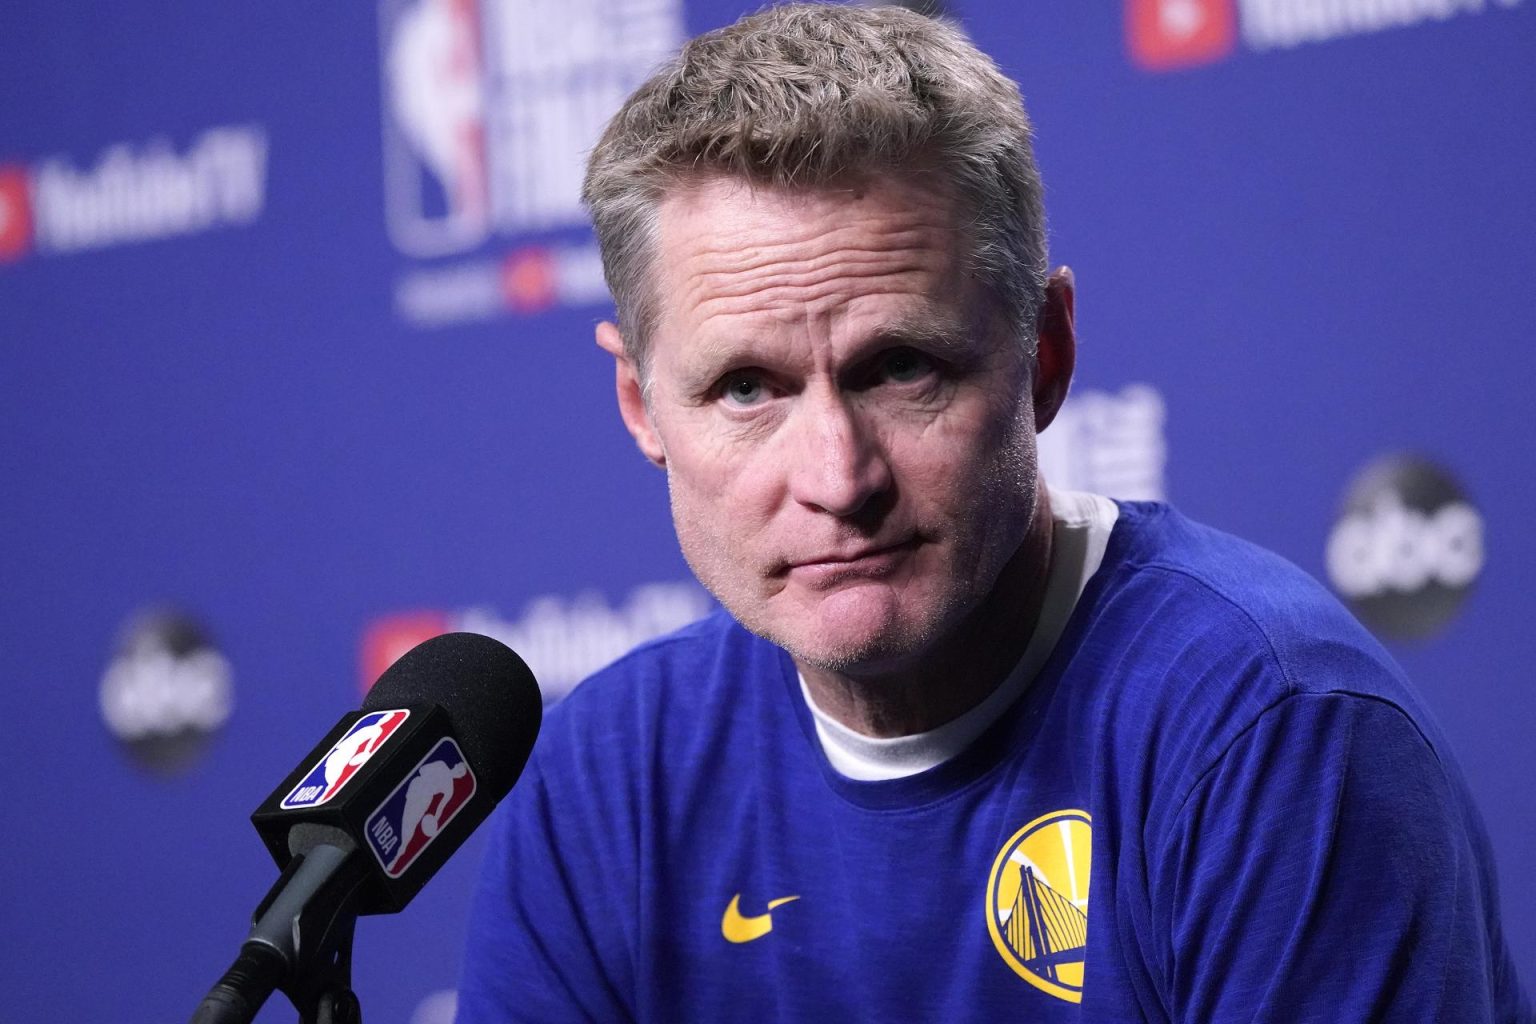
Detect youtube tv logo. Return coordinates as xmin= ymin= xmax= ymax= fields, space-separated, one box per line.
xmin=0 ymin=165 xmax=32 ymax=262
xmin=1126 ymin=0 xmax=1237 ymax=72
xmin=359 ymin=612 xmax=452 ymax=695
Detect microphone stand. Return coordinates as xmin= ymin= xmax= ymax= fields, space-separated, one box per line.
xmin=191 ymin=836 xmax=370 ymax=1024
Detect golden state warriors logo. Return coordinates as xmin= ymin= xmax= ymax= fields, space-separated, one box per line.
xmin=985 ymin=809 xmax=1091 ymax=1003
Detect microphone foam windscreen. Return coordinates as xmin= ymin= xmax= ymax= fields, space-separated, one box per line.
xmin=362 ymin=632 xmax=542 ymax=800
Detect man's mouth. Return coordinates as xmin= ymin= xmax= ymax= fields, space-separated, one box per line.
xmin=783 ymin=538 xmax=921 ymax=584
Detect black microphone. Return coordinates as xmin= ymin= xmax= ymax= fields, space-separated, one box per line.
xmin=192 ymin=632 xmax=541 ymax=1024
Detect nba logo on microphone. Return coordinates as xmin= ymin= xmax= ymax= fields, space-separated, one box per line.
xmin=280 ymin=709 xmax=412 ymax=809
xmin=364 ymin=738 xmax=477 ymax=877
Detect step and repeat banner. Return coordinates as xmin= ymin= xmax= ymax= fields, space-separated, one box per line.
xmin=3 ymin=1 xmax=1532 ymax=1020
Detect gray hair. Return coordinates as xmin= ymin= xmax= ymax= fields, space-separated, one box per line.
xmin=582 ymin=2 xmax=1048 ymax=380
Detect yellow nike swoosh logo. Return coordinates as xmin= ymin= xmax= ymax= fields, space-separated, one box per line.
xmin=721 ymin=892 xmax=800 ymax=944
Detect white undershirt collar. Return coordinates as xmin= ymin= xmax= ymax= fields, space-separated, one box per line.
xmin=799 ymin=488 xmax=1118 ymax=782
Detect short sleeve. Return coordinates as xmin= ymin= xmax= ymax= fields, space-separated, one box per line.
xmin=1156 ymin=692 xmax=1507 ymax=1023
xmin=456 ymin=733 xmax=638 ymax=1024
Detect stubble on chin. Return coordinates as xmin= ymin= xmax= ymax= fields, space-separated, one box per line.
xmin=755 ymin=566 xmax=978 ymax=679
xmin=684 ymin=539 xmax=939 ymax=674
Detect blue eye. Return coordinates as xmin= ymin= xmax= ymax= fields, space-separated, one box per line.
xmin=881 ymin=348 xmax=933 ymax=383
xmin=721 ymin=372 xmax=767 ymax=407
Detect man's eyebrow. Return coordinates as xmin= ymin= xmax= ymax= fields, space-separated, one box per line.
xmin=672 ymin=333 xmax=772 ymax=396
xmin=873 ymin=309 xmax=979 ymax=357
xmin=680 ymin=330 xmax=765 ymax=369
xmin=670 ymin=306 xmax=985 ymax=395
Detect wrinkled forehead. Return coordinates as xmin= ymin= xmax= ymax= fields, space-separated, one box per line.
xmin=648 ymin=173 xmax=986 ymax=347
xmin=655 ymin=170 xmax=967 ymax=255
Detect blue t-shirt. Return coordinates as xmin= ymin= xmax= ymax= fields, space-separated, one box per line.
xmin=459 ymin=502 xmax=1531 ymax=1022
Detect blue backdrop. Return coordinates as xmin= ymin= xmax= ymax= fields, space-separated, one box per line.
xmin=3 ymin=1 xmax=1532 ymax=1020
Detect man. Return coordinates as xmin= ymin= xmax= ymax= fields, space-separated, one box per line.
xmin=459 ymin=5 xmax=1530 ymax=1021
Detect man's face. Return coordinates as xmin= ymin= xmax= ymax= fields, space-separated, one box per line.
xmin=605 ymin=175 xmax=1044 ymax=675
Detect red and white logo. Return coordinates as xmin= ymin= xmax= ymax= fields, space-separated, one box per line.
xmin=501 ymin=247 xmax=558 ymax=313
xmin=0 ymin=127 xmax=265 ymax=264
xmin=281 ymin=709 xmax=413 ymax=808
xmin=360 ymin=613 xmax=452 ymax=696
xmin=0 ymin=165 xmax=33 ymax=263
xmin=365 ymin=737 xmax=477 ymax=877
xmin=1126 ymin=0 xmax=1238 ymax=72
xmin=380 ymin=0 xmax=490 ymax=257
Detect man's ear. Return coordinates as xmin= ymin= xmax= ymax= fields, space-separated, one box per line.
xmin=596 ymin=320 xmax=667 ymax=468
xmin=1032 ymin=266 xmax=1077 ymax=433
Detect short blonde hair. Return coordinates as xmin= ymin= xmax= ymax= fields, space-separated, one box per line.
xmin=582 ymin=3 xmax=1047 ymax=378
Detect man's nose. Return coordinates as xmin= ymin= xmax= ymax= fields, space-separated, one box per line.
xmin=786 ymin=390 xmax=892 ymax=517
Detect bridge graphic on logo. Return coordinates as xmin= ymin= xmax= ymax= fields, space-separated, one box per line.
xmin=1001 ymin=866 xmax=1088 ymax=982
xmin=985 ymin=808 xmax=1092 ymax=1003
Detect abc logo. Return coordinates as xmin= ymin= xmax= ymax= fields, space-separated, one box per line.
xmin=99 ymin=608 xmax=233 ymax=775
xmin=1325 ymin=455 xmax=1483 ymax=639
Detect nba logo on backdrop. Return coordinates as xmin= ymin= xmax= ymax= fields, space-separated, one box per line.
xmin=378 ymin=0 xmax=683 ymax=260
xmin=377 ymin=0 xmax=684 ymax=323
xmin=379 ymin=0 xmax=491 ymax=256
xmin=365 ymin=738 xmax=477 ymax=876
xmin=1126 ymin=0 xmax=1237 ymax=71
xmin=280 ymin=709 xmax=412 ymax=808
